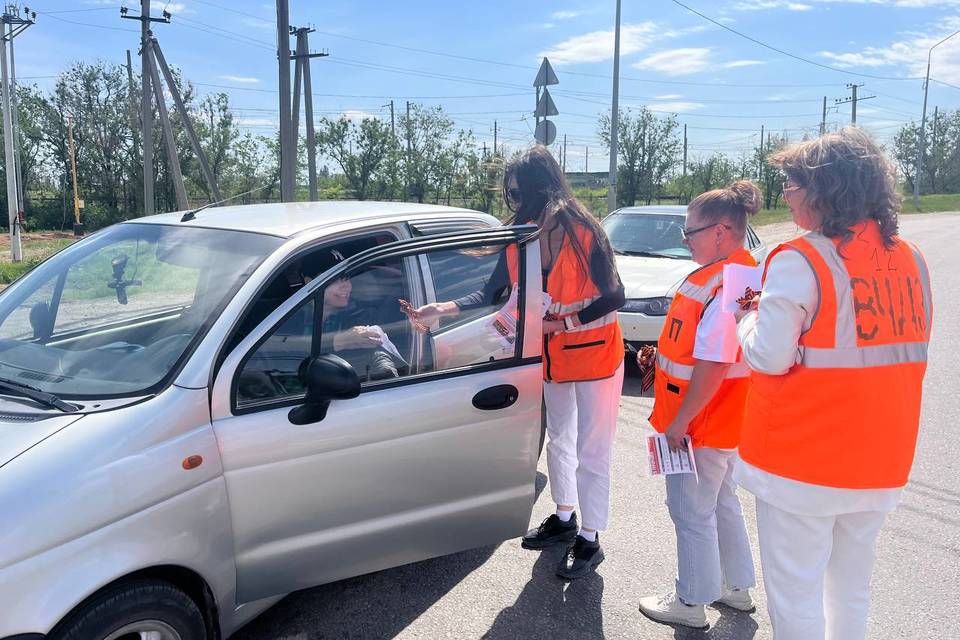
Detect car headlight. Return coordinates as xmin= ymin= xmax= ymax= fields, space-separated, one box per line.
xmin=621 ymin=297 xmax=671 ymax=315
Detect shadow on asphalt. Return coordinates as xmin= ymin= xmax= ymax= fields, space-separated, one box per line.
xmin=481 ymin=549 xmax=605 ymax=639
xmin=234 ymin=472 xmax=550 ymax=640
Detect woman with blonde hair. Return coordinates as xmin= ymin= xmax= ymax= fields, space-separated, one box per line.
xmin=636 ymin=181 xmax=760 ymax=629
xmin=735 ymin=127 xmax=933 ymax=640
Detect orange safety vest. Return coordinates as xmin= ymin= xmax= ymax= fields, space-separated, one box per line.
xmin=739 ymin=220 xmax=932 ymax=489
xmin=507 ymin=224 xmax=623 ymax=383
xmin=649 ymin=247 xmax=757 ymax=448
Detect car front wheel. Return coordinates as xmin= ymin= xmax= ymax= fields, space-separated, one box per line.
xmin=49 ymin=579 xmax=206 ymax=640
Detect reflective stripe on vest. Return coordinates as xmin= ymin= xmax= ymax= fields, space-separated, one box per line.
xmin=649 ymin=247 xmax=756 ymax=449
xmin=543 ymin=224 xmax=624 ymax=383
xmin=740 ymin=220 xmax=932 ymax=489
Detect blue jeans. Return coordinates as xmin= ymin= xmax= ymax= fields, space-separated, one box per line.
xmin=665 ymin=448 xmax=756 ymax=605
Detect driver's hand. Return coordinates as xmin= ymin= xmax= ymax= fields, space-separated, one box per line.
xmin=333 ymin=326 xmax=383 ymax=350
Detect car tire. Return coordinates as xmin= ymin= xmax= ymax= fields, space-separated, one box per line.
xmin=48 ymin=579 xmax=207 ymax=640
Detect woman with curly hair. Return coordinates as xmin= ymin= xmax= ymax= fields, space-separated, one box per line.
xmin=734 ymin=127 xmax=933 ymax=640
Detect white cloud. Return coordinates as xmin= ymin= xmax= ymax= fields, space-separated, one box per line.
xmin=650 ymin=101 xmax=705 ymax=113
xmin=733 ymin=1 xmax=814 ymax=9
xmin=735 ymin=0 xmax=960 ymax=9
xmin=655 ymin=93 xmax=685 ymax=99
xmin=219 ymin=75 xmax=260 ymax=84
xmin=242 ymin=18 xmax=274 ymax=30
xmin=236 ymin=118 xmax=276 ymax=127
xmin=634 ymin=48 xmax=713 ymax=75
xmin=341 ymin=110 xmax=377 ymax=121
xmin=818 ymin=17 xmax=960 ymax=78
xmin=539 ymin=22 xmax=661 ymax=63
xmin=724 ymin=59 xmax=765 ymax=68
xmin=551 ymin=10 xmax=583 ymax=19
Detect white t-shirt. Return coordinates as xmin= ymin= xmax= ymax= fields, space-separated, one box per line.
xmin=693 ymin=288 xmax=740 ymax=364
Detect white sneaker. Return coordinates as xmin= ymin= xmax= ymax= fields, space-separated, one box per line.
xmin=716 ymin=587 xmax=755 ymax=613
xmin=638 ymin=592 xmax=708 ymax=629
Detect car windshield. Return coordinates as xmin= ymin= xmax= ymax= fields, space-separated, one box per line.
xmin=603 ymin=213 xmax=690 ymax=259
xmin=0 ymin=223 xmax=281 ymax=399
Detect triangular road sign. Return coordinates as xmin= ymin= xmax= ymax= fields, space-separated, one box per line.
xmin=534 ymin=88 xmax=559 ymax=118
xmin=533 ymin=57 xmax=559 ymax=87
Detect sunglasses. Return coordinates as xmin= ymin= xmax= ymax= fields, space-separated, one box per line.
xmin=506 ymin=188 xmax=522 ymax=202
xmin=681 ymin=223 xmax=730 ymax=240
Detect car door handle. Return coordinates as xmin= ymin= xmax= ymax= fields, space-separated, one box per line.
xmin=472 ymin=384 xmax=519 ymax=411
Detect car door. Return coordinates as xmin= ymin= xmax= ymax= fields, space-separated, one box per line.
xmin=210 ymin=225 xmax=543 ymax=603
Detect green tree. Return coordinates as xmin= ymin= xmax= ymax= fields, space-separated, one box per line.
xmin=598 ymin=107 xmax=681 ymax=207
xmin=316 ymin=116 xmax=393 ymax=200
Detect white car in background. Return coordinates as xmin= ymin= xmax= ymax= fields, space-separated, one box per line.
xmin=601 ymin=205 xmax=768 ymax=350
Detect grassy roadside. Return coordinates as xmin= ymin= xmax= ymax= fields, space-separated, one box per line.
xmin=753 ymin=193 xmax=960 ymax=226
xmin=0 ymin=193 xmax=957 ymax=286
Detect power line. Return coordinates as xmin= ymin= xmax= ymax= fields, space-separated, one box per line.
xmin=33 ymin=9 xmax=138 ymax=32
xmin=668 ymin=0 xmax=925 ymax=82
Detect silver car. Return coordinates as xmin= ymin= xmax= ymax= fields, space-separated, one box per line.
xmin=0 ymin=202 xmax=545 ymax=640
xmin=602 ymin=205 xmax=767 ymax=348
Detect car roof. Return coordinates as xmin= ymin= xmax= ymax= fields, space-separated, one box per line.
xmin=611 ymin=205 xmax=687 ymax=216
xmin=124 ymin=201 xmax=489 ymax=238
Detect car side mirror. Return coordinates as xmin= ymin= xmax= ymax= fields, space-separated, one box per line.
xmin=288 ymin=354 xmax=361 ymax=425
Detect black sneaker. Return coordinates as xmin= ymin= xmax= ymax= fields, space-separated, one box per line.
xmin=521 ymin=513 xmax=578 ymax=549
xmin=556 ymin=534 xmax=604 ymax=580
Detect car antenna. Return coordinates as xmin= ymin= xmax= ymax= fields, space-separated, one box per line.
xmin=180 ymin=183 xmax=275 ymax=222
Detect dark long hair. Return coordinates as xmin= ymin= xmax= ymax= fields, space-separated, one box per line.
xmin=503 ymin=146 xmax=618 ymax=287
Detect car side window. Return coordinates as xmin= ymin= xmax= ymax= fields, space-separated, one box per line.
xmin=233 ymin=241 xmax=524 ymax=410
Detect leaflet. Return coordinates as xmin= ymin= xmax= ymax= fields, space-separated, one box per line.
xmin=646 ymin=433 xmax=698 ymax=481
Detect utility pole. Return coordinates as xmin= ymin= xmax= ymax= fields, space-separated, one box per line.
xmin=152 ymin=41 xmax=223 ymax=202
xmin=914 ymin=29 xmax=960 ymax=210
xmin=66 ymin=116 xmax=83 ymax=235
xmin=276 ymin=0 xmax=294 ymax=201
xmin=820 ymin=96 xmax=827 ymax=135
xmin=146 ymin=37 xmax=187 ymax=210
xmin=1 ymin=4 xmax=33 ymax=261
xmin=682 ymin=123 xmax=688 ymax=176
xmin=125 ymin=49 xmax=141 ymax=209
xmin=389 ymin=100 xmax=395 ymax=139
xmin=121 ymin=2 xmax=170 ymax=215
xmin=607 ymin=0 xmax=622 ymax=214
xmin=835 ymin=83 xmax=874 ymax=125
xmin=289 ymin=26 xmax=327 ymax=201
xmin=758 ymin=125 xmax=764 ymax=182
xmin=493 ymin=120 xmax=497 ymax=155
xmin=406 ymin=101 xmax=412 ymax=200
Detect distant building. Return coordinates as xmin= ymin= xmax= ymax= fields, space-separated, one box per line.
xmin=565 ymin=171 xmax=609 ymax=189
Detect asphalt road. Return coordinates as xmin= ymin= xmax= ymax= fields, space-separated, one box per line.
xmin=235 ymin=213 xmax=960 ymax=640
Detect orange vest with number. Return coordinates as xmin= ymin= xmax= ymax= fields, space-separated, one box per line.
xmin=649 ymin=248 xmax=756 ymax=448
xmin=740 ymin=220 xmax=932 ymax=489
xmin=507 ymin=225 xmax=623 ymax=383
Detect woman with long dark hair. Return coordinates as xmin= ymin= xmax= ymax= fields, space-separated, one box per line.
xmin=415 ymin=146 xmax=625 ymax=579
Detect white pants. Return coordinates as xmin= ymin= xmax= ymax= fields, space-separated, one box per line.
xmin=756 ymin=498 xmax=887 ymax=640
xmin=666 ymin=447 xmax=756 ymax=605
xmin=543 ymin=363 xmax=624 ymax=532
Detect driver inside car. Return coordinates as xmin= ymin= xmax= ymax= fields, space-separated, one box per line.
xmin=315 ymin=250 xmax=405 ymax=382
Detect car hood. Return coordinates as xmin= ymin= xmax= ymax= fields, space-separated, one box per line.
xmin=615 ymin=255 xmax=698 ymax=299
xmin=0 ymin=403 xmax=84 ymax=469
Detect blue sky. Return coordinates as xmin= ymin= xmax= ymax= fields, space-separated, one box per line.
xmin=13 ymin=0 xmax=960 ymax=172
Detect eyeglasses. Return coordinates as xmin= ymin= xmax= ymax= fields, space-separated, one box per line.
xmin=681 ymin=223 xmax=730 ymax=240
xmin=506 ymin=188 xmax=522 ymax=202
